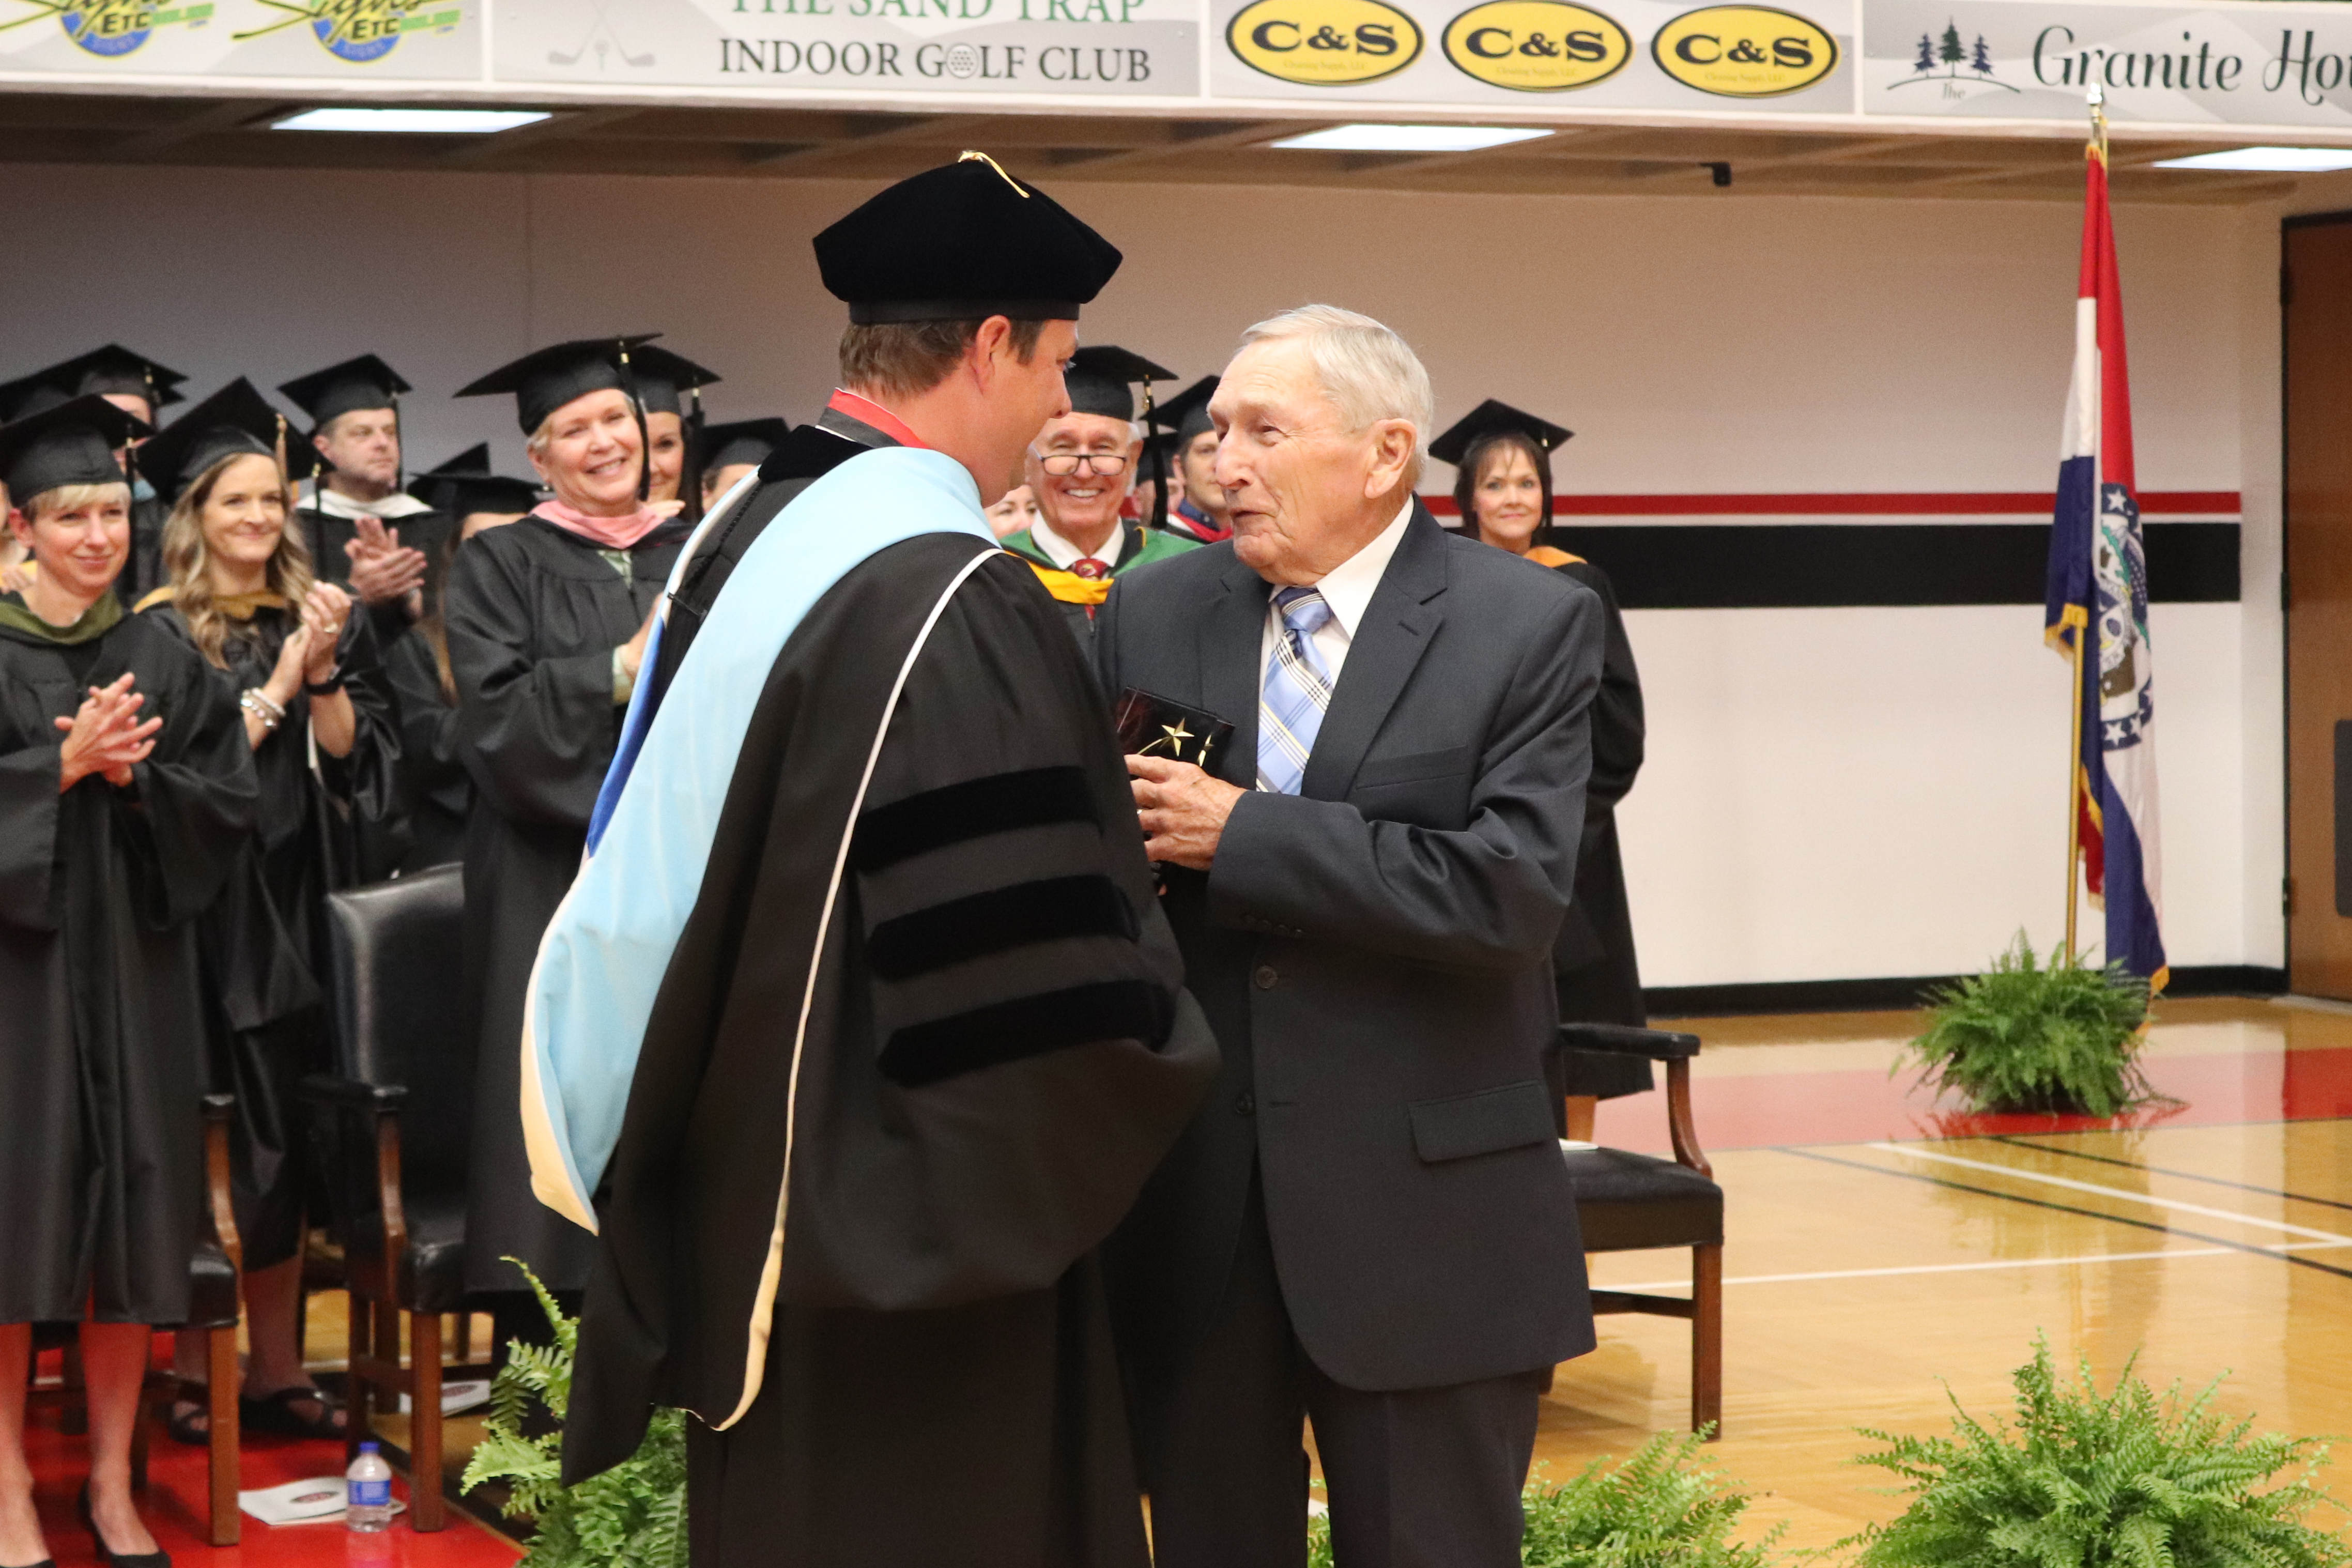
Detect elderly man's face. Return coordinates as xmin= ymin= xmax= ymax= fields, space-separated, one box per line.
xmin=1210 ymin=339 xmax=1415 ymax=586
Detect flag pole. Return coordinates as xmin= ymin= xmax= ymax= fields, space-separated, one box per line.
xmin=2063 ymin=83 xmax=2106 ymax=963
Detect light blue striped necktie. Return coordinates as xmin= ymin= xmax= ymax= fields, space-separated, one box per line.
xmin=1257 ymin=586 xmax=1335 ymax=795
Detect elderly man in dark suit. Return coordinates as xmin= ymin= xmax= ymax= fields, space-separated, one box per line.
xmin=1094 ymin=304 xmax=1606 ymax=1568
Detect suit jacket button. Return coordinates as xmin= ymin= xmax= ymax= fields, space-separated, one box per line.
xmin=1253 ymin=965 xmax=1278 ymax=990
xmin=1235 ymin=1091 xmax=1255 ymax=1116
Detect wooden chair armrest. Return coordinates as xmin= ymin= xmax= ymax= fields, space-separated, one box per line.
xmin=1665 ymin=1058 xmax=1713 ymax=1179
xmin=298 ymin=1073 xmax=408 ymax=1292
xmin=1559 ymin=1023 xmax=1702 ymax=1061
xmin=200 ymin=1093 xmax=241 ymax=1277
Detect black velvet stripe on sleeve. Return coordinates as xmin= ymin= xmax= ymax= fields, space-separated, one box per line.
xmin=850 ymin=765 xmax=1098 ymax=873
xmin=879 ymin=979 xmax=1175 ymax=1089
xmin=867 ymin=874 xmax=1139 ymax=981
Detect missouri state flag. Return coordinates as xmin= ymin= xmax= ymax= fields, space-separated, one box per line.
xmin=2044 ymin=135 xmax=2167 ymax=989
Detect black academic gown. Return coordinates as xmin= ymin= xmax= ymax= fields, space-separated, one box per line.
xmin=1550 ymin=557 xmax=1651 ymax=1098
xmin=0 ymin=598 xmax=256 ymax=1324
xmin=145 ymin=601 xmax=401 ymax=1267
xmin=568 ymin=423 xmax=1218 ymax=1568
xmin=447 ymin=516 xmax=682 ymax=1296
xmin=116 ymin=489 xmax=170 ymax=605
xmin=382 ymin=625 xmax=468 ymax=873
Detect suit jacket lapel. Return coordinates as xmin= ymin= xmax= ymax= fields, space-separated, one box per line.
xmin=1203 ymin=556 xmax=1267 ymax=789
xmin=1300 ymin=503 xmax=1449 ymax=801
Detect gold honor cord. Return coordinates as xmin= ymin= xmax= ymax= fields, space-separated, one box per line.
xmin=958 ymin=149 xmax=1031 ymax=196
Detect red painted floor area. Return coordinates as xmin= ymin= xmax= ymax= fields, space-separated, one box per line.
xmin=1597 ymin=1041 xmax=2352 ymax=1154
xmin=23 ymin=1356 xmax=519 ymax=1568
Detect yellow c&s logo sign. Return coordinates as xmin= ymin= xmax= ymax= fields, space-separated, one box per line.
xmin=1226 ymin=0 xmax=1424 ymax=84
xmin=1650 ymin=5 xmax=1836 ymax=96
xmin=1442 ymin=0 xmax=1628 ymax=91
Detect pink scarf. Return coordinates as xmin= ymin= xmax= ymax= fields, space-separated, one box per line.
xmin=531 ymin=498 xmax=679 ymax=550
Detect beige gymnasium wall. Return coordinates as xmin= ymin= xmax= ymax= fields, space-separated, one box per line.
xmin=0 ymin=160 xmax=2272 ymax=986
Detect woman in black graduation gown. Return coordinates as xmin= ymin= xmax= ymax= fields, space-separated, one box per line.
xmin=447 ymin=338 xmax=686 ymax=1308
xmin=0 ymin=397 xmax=255 ymax=1568
xmin=380 ymin=462 xmax=539 ymax=873
xmin=1436 ymin=399 xmax=1651 ymax=1140
xmin=134 ymin=379 xmax=400 ymax=1443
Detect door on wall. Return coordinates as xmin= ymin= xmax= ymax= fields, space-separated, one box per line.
xmin=2286 ymin=214 xmax=2352 ymax=998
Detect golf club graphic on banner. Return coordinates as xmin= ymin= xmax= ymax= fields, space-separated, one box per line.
xmin=495 ymin=0 xmax=1202 ymax=93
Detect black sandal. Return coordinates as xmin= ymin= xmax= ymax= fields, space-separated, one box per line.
xmin=165 ymin=1388 xmax=210 ymax=1448
xmin=238 ymin=1385 xmax=346 ymax=1441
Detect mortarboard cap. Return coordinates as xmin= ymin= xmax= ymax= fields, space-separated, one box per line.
xmin=0 ymin=394 xmax=148 ymax=507
xmin=456 ymin=335 xmax=661 ymax=435
xmin=406 ymin=443 xmax=542 ymax=518
xmin=136 ymin=377 xmax=312 ymax=503
xmin=699 ymin=417 xmax=791 ymax=473
xmin=1152 ymin=376 xmax=1220 ymax=445
xmin=278 ymin=353 xmax=412 ymax=429
xmin=0 ymin=345 xmax=187 ymax=424
xmin=1062 ymin=346 xmax=1175 ymax=423
xmin=814 ymin=152 xmax=1123 ymax=326
xmin=1428 ymin=399 xmax=1574 ymax=469
xmin=629 ymin=346 xmax=722 ymax=419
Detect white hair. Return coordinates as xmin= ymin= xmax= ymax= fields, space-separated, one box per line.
xmin=1238 ymin=304 xmax=1435 ymax=485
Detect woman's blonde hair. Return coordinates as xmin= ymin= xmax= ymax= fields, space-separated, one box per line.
xmin=159 ymin=451 xmax=314 ymax=669
xmin=24 ymin=482 xmax=131 ymax=524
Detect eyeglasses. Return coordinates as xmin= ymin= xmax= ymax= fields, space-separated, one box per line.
xmin=1035 ymin=450 xmax=1130 ymax=476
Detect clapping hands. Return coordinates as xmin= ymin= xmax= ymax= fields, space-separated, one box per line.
xmin=56 ymin=672 xmax=161 ymax=792
xmin=345 ymin=516 xmax=428 ymax=613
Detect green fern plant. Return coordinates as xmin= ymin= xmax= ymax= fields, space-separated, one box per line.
xmin=1308 ymin=1429 xmax=1779 ymax=1566
xmin=1900 ymin=933 xmax=2153 ymax=1115
xmin=1847 ymin=1336 xmax=2350 ymax=1566
xmin=458 ymin=1259 xmax=688 ymax=1568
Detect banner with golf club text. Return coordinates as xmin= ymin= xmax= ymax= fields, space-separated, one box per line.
xmin=9 ymin=0 xmax=2352 ymax=132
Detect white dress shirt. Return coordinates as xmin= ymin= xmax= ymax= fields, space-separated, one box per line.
xmin=1027 ymin=515 xmax=1121 ymax=570
xmin=1257 ymin=498 xmax=1415 ymax=690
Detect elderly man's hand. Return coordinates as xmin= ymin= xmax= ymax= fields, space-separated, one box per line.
xmin=1129 ymin=754 xmax=1245 ymax=871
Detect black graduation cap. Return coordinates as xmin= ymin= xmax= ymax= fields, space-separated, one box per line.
xmin=456 ymin=335 xmax=661 ymax=435
xmin=700 ymin=417 xmax=791 ymax=473
xmin=406 ymin=443 xmax=542 ymax=518
xmin=0 ymin=345 xmax=187 ymax=423
xmin=813 ymin=151 xmax=1123 ymax=326
xmin=135 ymin=377 xmax=311 ymax=504
xmin=1063 ymin=346 xmax=1174 ymax=424
xmin=0 ymin=394 xmax=149 ymax=506
xmin=1428 ymin=399 xmax=1574 ymax=468
xmin=630 ymin=346 xmax=722 ymax=419
xmin=278 ymin=353 xmax=411 ymax=429
xmin=1152 ymin=376 xmax=1220 ymax=446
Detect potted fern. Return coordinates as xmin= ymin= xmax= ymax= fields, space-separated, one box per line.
xmin=459 ymin=1262 xmax=688 ymax=1568
xmin=1847 ymin=1338 xmax=2350 ymax=1566
xmin=1309 ymin=1429 xmax=1781 ymax=1566
xmin=1900 ymin=934 xmax=2154 ymax=1115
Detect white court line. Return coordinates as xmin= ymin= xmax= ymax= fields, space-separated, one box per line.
xmin=1864 ymin=1143 xmax=2352 ymax=1245
xmin=1601 ymin=1247 xmax=2233 ymax=1293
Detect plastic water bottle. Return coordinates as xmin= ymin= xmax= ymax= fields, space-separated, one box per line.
xmin=346 ymin=1441 xmax=395 ymax=1532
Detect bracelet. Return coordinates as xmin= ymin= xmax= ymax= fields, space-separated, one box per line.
xmin=304 ymin=675 xmax=345 ymax=698
xmin=240 ymin=688 xmax=285 ymax=732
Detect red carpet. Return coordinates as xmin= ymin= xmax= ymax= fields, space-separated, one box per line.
xmin=23 ymin=1353 xmax=519 ymax=1568
xmin=1598 ymin=1042 xmax=2352 ymax=1154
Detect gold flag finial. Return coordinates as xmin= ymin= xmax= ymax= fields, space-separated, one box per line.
xmin=959 ymin=149 xmax=1030 ymax=197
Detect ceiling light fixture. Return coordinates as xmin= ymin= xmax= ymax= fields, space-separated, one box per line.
xmin=2152 ymin=145 xmax=2352 ymax=173
xmin=273 ymin=107 xmax=552 ymax=134
xmin=1269 ymin=124 xmax=1551 ymax=153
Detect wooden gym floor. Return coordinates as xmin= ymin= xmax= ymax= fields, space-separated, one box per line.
xmin=34 ymin=994 xmax=2340 ymax=1561
xmin=1558 ymin=995 xmax=2352 ymax=1551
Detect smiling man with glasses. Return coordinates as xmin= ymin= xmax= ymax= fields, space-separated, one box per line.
xmin=1001 ymin=344 xmax=1198 ymax=643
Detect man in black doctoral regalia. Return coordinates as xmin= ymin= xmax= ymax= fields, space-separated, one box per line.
xmin=0 ymin=345 xmax=188 ymax=599
xmin=519 ymin=153 xmax=1218 ymax=1568
xmin=280 ymin=354 xmax=440 ymax=649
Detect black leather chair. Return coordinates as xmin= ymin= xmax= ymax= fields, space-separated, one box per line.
xmin=34 ymin=1093 xmax=243 ymax=1545
xmin=1557 ymin=1023 xmax=1724 ymax=1437
xmin=300 ymin=865 xmax=476 ymax=1531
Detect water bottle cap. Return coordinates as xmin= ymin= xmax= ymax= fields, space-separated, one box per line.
xmin=359 ymin=1441 xmax=380 ymax=1454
